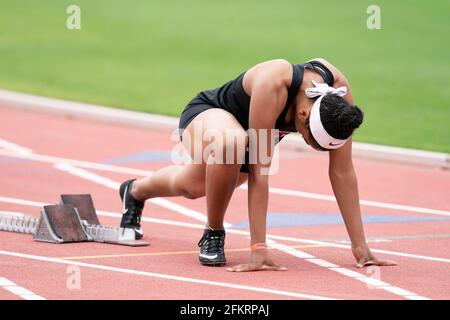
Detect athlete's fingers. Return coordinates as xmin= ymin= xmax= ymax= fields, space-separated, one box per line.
xmin=263 ymin=260 xmax=287 ymax=271
xmin=261 ymin=264 xmax=287 ymax=271
xmin=227 ymin=262 xmax=287 ymax=272
xmin=356 ymin=260 xmax=375 ymax=268
xmin=226 ymin=263 xmax=260 ymax=272
xmin=356 ymin=259 xmax=397 ymax=268
xmin=372 ymin=259 xmax=397 ymax=266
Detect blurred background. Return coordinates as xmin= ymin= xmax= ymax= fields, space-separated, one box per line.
xmin=0 ymin=0 xmax=448 ymax=152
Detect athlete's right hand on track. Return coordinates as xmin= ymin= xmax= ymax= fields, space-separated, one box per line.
xmin=226 ymin=248 xmax=287 ymax=272
xmin=352 ymin=244 xmax=397 ymax=268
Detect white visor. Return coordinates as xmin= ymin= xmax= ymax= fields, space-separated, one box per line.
xmin=309 ymin=95 xmax=349 ymax=150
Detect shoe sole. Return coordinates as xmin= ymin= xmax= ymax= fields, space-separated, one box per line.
xmin=199 ymin=258 xmax=226 ymax=267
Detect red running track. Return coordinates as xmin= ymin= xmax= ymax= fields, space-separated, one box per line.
xmin=0 ymin=106 xmax=449 ymax=300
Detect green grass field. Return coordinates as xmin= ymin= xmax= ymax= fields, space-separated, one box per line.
xmin=0 ymin=0 xmax=449 ymax=152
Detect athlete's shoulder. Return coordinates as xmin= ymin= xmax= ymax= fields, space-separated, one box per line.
xmin=246 ymin=59 xmax=292 ymax=85
xmin=249 ymin=59 xmax=292 ymax=73
xmin=263 ymin=58 xmax=292 ymax=66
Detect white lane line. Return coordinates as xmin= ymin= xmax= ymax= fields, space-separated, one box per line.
xmin=406 ymin=295 xmax=431 ymax=300
xmin=356 ymin=277 xmax=391 ymax=287
xmin=330 ymin=268 xmax=365 ymax=278
xmin=239 ymin=185 xmax=450 ymax=217
xmin=0 ymin=250 xmax=334 ymax=300
xmin=0 ymin=196 xmax=49 ymax=207
xmin=1 ymin=195 xmax=450 ymax=264
xmin=268 ymin=241 xmax=314 ymax=259
xmin=0 ymin=148 xmax=152 ymax=176
xmin=53 ymin=167 xmax=429 ymax=300
xmin=149 ymin=198 xmax=215 ymax=226
xmin=2 ymin=147 xmax=449 ymax=217
xmin=54 ymin=163 xmax=121 ymax=189
xmin=0 ymin=139 xmax=33 ymax=155
xmin=0 ymin=211 xmax=25 ymax=217
xmin=306 ymin=259 xmax=338 ymax=268
xmin=0 ymin=277 xmax=45 ymax=300
xmin=382 ymin=286 xmax=418 ymax=297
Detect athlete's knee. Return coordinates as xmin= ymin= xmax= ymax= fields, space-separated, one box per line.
xmin=172 ymin=170 xmax=205 ymax=199
xmin=179 ymin=185 xmax=205 ymax=199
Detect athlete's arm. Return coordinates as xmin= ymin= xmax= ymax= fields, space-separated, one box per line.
xmin=319 ymin=58 xmax=397 ymax=267
xmin=227 ymin=60 xmax=290 ymax=272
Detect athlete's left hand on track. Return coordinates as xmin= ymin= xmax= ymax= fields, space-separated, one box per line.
xmin=226 ymin=248 xmax=287 ymax=272
xmin=352 ymin=244 xmax=397 ymax=268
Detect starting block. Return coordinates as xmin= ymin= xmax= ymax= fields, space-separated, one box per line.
xmin=34 ymin=204 xmax=90 ymax=243
xmin=0 ymin=194 xmax=149 ymax=247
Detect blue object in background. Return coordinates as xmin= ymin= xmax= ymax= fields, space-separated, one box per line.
xmin=102 ymin=151 xmax=189 ymax=164
xmin=231 ymin=212 xmax=450 ymax=229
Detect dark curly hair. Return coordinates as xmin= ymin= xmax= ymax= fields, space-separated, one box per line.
xmin=306 ymin=94 xmax=364 ymax=151
xmin=319 ymin=94 xmax=364 ymax=140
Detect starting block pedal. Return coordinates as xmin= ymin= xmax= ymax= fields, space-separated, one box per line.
xmin=60 ymin=194 xmax=101 ymax=225
xmin=34 ymin=204 xmax=90 ymax=243
xmin=0 ymin=194 xmax=149 ymax=247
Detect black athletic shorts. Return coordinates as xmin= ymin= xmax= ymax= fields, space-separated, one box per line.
xmin=178 ymin=96 xmax=250 ymax=173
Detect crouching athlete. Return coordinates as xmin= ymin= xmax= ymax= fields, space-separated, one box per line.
xmin=118 ymin=58 xmax=397 ymax=272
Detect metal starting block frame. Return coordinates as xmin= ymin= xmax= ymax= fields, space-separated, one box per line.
xmin=0 ymin=194 xmax=148 ymax=247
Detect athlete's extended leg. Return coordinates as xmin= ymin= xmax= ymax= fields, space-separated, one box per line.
xmin=132 ymin=164 xmax=206 ymax=200
xmin=119 ymin=162 xmax=207 ymax=239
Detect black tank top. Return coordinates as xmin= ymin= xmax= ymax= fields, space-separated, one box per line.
xmin=192 ymin=60 xmax=334 ymax=134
